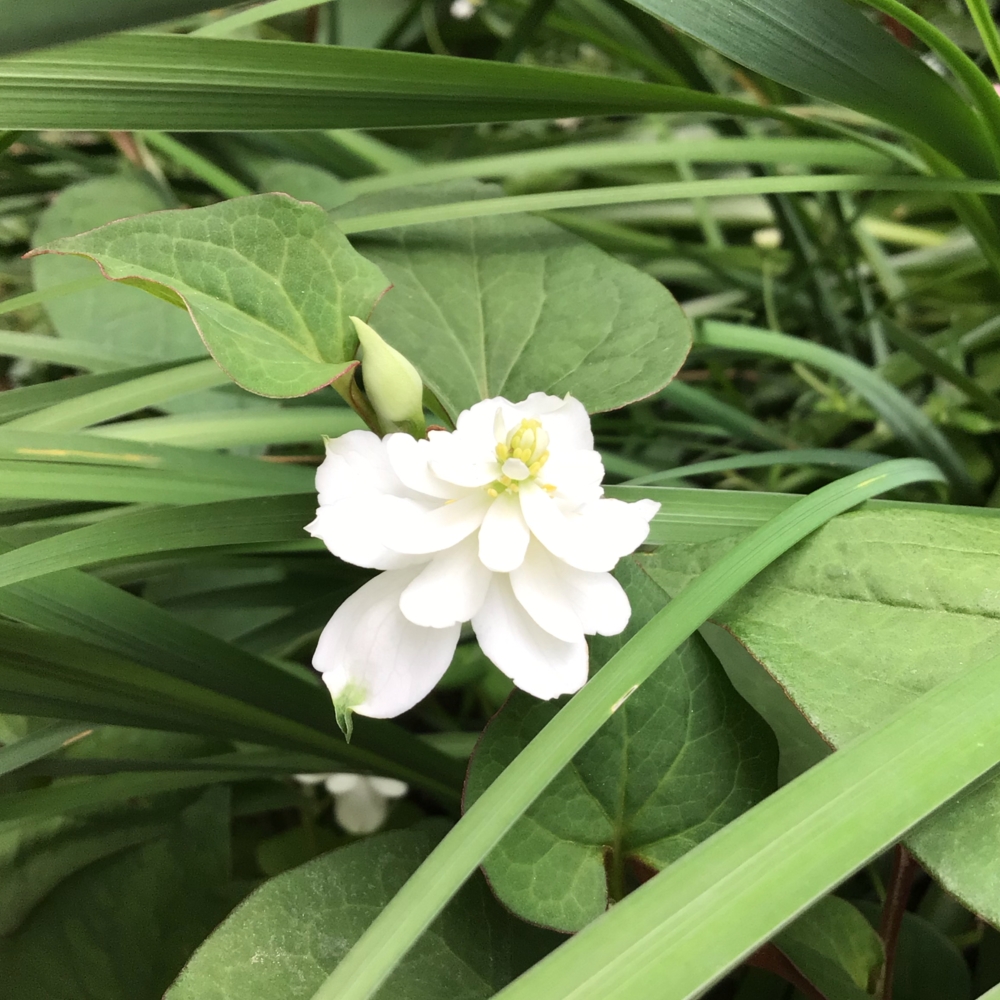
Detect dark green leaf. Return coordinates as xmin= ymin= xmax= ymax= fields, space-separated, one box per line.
xmin=774 ymin=897 xmax=883 ymax=1000
xmin=463 ymin=558 xmax=776 ymax=932
xmin=0 ymin=788 xmax=241 ymax=1000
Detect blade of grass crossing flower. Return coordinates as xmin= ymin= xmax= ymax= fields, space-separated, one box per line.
xmin=309 ymin=458 xmax=944 ymax=1000
xmin=697 ymin=321 xmax=978 ymax=500
xmin=494 ymin=646 xmax=1000 ymax=1000
xmin=0 ymin=720 xmax=93 ymax=778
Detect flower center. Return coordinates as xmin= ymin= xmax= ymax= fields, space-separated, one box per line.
xmin=487 ymin=417 xmax=552 ymax=498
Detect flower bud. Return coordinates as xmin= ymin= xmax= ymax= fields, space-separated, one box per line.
xmin=351 ymin=316 xmax=426 ymax=437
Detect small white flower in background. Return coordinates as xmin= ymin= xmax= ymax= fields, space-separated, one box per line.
xmin=450 ymin=0 xmax=482 ymax=18
xmin=307 ymin=392 xmax=660 ymax=729
xmin=295 ymin=772 xmax=408 ymax=835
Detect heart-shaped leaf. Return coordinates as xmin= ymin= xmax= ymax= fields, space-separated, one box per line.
xmin=29 ymin=194 xmax=390 ymax=398
xmin=337 ymin=182 xmax=692 ymax=418
xmin=640 ymin=504 xmax=1000 ymax=930
xmin=463 ymin=558 xmax=777 ymax=932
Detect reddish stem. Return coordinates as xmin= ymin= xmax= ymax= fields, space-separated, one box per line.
xmin=747 ymin=943 xmax=829 ymax=1000
xmin=877 ymin=845 xmax=920 ymax=1000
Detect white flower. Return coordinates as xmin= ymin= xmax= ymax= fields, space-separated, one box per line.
xmin=450 ymin=0 xmax=481 ymax=18
xmin=295 ymin=772 xmax=408 ymax=835
xmin=306 ymin=392 xmax=659 ymax=722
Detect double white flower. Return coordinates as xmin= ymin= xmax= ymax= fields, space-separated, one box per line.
xmin=307 ymin=392 xmax=659 ymax=721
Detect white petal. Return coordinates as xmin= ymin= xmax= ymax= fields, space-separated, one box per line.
xmin=368 ymin=776 xmax=409 ymax=798
xmin=509 ymin=541 xmax=630 ymax=642
xmin=324 ymin=773 xmax=361 ymax=794
xmin=306 ymin=497 xmax=426 ymax=571
xmin=316 ymin=430 xmax=404 ymax=506
xmin=427 ymin=431 xmax=498 ymax=488
xmin=543 ymin=449 xmax=605 ymax=502
xmin=399 ymin=535 xmax=491 ymax=627
xmin=382 ymin=492 xmax=491 ymax=555
xmin=519 ymin=482 xmax=658 ymax=572
xmin=478 ymin=492 xmax=530 ymax=572
xmin=384 ymin=433 xmax=466 ymax=500
xmin=334 ymin=782 xmax=389 ymax=835
xmin=294 ymin=773 xmax=330 ymax=786
xmin=315 ymin=569 xmax=460 ymax=718
xmin=512 ymin=393 xmax=594 ymax=451
xmin=472 ymin=575 xmax=588 ymax=700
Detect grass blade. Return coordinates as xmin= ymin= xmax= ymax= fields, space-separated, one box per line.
xmin=697 ymin=321 xmax=979 ymax=501
xmin=0 ymin=33 xmax=795 ymax=131
xmin=0 ymin=721 xmax=93 ymax=778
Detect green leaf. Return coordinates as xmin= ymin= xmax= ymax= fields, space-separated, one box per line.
xmin=0 ymin=788 xmax=241 ymax=1000
xmin=625 ymin=0 xmax=999 ymax=180
xmin=640 ymin=503 xmax=1000 ymax=930
xmin=774 ymin=897 xmax=884 ymax=998
xmin=30 ymin=174 xmax=207 ymax=366
xmin=464 ymin=561 xmax=776 ymax=932
xmin=29 ymin=194 xmax=390 ymax=398
xmin=338 ymin=182 xmax=691 ymax=418
xmin=0 ymin=811 xmax=171 ymax=936
xmin=166 ymin=822 xmax=560 ymax=1000
xmin=853 ymin=902 xmax=971 ymax=1000
xmin=0 ymin=33 xmax=799 ymax=132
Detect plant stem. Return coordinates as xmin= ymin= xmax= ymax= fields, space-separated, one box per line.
xmin=877 ymin=845 xmax=920 ymax=1000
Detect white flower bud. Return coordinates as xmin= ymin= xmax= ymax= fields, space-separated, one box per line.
xmin=351 ymin=316 xmax=425 ymax=436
